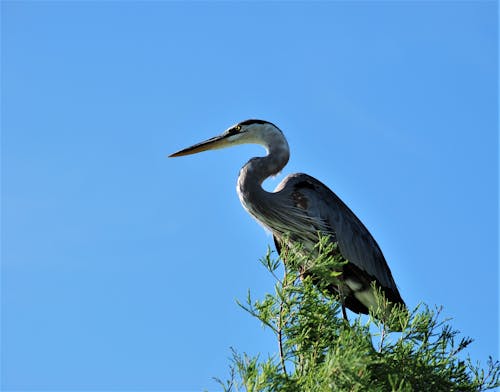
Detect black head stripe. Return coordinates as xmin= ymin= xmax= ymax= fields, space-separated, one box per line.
xmin=234 ymin=119 xmax=283 ymax=135
xmin=239 ymin=119 xmax=273 ymax=126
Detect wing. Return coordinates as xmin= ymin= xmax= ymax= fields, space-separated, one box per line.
xmin=273 ymin=173 xmax=404 ymax=311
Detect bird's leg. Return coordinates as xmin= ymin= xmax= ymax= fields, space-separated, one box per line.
xmin=341 ymin=304 xmax=349 ymax=322
xmin=338 ymin=286 xmax=349 ymax=323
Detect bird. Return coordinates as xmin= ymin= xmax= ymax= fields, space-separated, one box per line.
xmin=169 ymin=119 xmax=405 ymax=322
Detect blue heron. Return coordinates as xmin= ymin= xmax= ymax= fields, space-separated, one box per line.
xmin=169 ymin=119 xmax=405 ymax=321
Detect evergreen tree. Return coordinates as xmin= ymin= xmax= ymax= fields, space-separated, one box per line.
xmin=215 ymin=236 xmax=500 ymax=391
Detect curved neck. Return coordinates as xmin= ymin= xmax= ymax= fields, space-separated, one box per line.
xmin=236 ymin=135 xmax=290 ymax=219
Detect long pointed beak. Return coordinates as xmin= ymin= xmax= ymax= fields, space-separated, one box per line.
xmin=168 ymin=134 xmax=231 ymax=158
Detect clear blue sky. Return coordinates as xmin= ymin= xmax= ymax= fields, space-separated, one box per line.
xmin=2 ymin=2 xmax=498 ymax=391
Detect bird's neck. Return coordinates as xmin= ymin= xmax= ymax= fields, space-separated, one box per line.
xmin=236 ymin=141 xmax=289 ymax=220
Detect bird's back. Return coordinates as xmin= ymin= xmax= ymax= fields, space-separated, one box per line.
xmin=273 ymin=173 xmax=404 ymax=314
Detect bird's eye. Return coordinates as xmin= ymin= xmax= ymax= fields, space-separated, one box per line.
xmin=228 ymin=125 xmax=241 ymax=135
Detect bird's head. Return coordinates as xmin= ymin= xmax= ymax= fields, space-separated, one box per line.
xmin=169 ymin=119 xmax=286 ymax=158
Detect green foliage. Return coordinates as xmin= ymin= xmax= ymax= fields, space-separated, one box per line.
xmin=215 ymin=236 xmax=500 ymax=391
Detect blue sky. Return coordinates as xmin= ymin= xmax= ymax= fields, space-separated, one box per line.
xmin=2 ymin=1 xmax=498 ymax=391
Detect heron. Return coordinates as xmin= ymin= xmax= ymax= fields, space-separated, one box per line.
xmin=169 ymin=119 xmax=405 ymax=322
